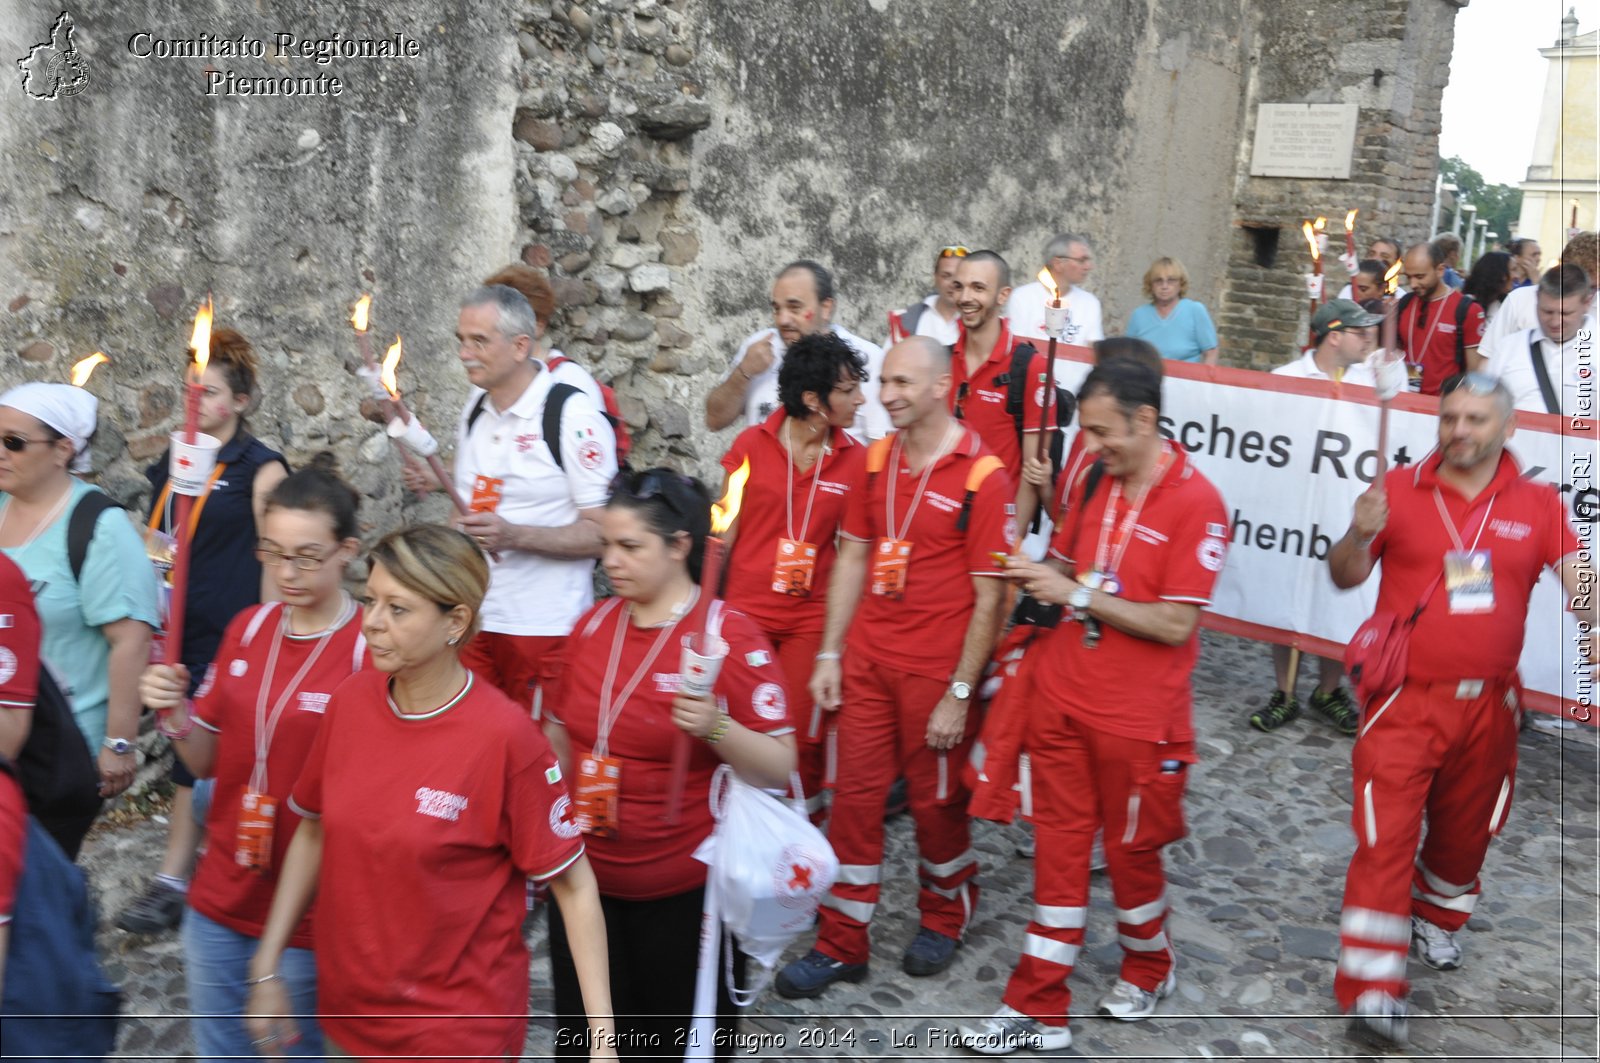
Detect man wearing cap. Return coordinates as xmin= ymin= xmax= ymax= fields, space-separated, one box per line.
xmin=887 ymin=246 xmax=967 ymax=347
xmin=705 ymin=260 xmax=889 ymax=442
xmin=1006 ymin=234 xmax=1104 ymax=346
xmin=1249 ymin=299 xmax=1384 ymax=736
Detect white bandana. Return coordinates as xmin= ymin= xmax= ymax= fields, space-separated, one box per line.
xmin=0 ymin=382 xmax=98 ymax=472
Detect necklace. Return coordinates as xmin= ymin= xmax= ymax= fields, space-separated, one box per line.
xmin=0 ymin=484 xmax=75 ymax=550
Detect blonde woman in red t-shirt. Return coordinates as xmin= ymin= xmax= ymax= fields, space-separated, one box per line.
xmin=244 ymin=524 xmax=615 ymax=1062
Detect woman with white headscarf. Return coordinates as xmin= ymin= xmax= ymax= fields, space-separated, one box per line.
xmin=0 ymin=382 xmax=160 ymax=807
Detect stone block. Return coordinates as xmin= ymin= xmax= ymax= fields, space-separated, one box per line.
xmin=612 ymin=311 xmax=656 ymax=342
xmin=651 ymin=399 xmax=690 ymax=438
xmin=522 ymin=243 xmax=554 ymax=268
xmin=513 ymin=112 xmax=565 ymax=151
xmin=590 ymin=121 xmax=627 ymax=156
xmin=635 ymin=99 xmax=711 ymax=141
xmin=146 ymin=284 xmax=185 ymax=320
xmin=628 ymin=264 xmax=671 ymax=292
xmin=18 ymin=340 xmax=52 ymax=363
xmin=551 ymin=277 xmax=599 ymax=307
xmin=293 ymin=384 xmax=325 ymax=416
xmin=658 ymin=229 xmax=699 ymax=266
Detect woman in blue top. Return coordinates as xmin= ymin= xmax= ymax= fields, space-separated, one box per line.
xmin=120 ymin=328 xmax=289 ymax=936
xmin=1125 ymin=257 xmax=1219 ymax=365
xmin=0 ymin=383 xmax=159 ymax=811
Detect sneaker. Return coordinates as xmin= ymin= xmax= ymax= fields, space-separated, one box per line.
xmin=902 ymin=927 xmax=961 ymax=976
xmin=1097 ymin=970 xmax=1176 ymax=1021
xmin=1346 ymin=989 xmax=1409 ymax=1049
xmin=774 ymin=949 xmax=868 ymax=999
xmin=116 ymin=879 xmax=186 ymax=935
xmin=1411 ymin=915 xmax=1462 ymax=970
xmin=1249 ymin=690 xmax=1299 ymax=732
xmin=1310 ymin=687 xmax=1360 ymax=736
xmin=959 ymin=1006 xmax=1071 ymax=1055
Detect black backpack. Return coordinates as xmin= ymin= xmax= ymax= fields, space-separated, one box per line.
xmin=466 ymin=383 xmax=584 ymax=469
xmin=1001 ymin=342 xmax=1077 ymax=474
xmin=1396 ymin=291 xmax=1478 ymax=375
xmin=17 ymin=491 xmax=115 ymax=861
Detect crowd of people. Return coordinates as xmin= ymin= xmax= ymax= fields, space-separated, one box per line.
xmin=0 ymin=224 xmax=1593 ymax=1060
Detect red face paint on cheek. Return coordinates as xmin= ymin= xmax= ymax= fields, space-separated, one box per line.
xmin=802 ymin=311 xmax=813 ymax=322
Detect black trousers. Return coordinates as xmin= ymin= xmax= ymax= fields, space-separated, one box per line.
xmin=547 ymin=885 xmax=747 ymax=1061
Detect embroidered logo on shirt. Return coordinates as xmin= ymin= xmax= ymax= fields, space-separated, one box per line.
xmin=1488 ymin=519 xmax=1532 ymax=542
xmin=0 ymin=614 xmax=12 ymax=629
xmin=229 ymin=659 xmax=248 ymax=677
xmin=415 ymin=786 xmax=469 ymax=822
xmin=549 ymin=794 xmax=581 ymax=839
xmin=0 ymin=647 xmax=15 ymax=685
xmin=1206 ymin=522 xmax=1227 ymax=538
xmin=654 ymin=671 xmax=684 ymax=694
xmin=296 ymin=692 xmax=331 ymax=714
xmin=515 ymin=432 xmax=539 ymax=453
xmin=752 ymin=681 xmax=787 ymax=721
xmin=1197 ymin=537 xmax=1226 ymax=572
xmin=578 ymin=440 xmax=604 ymax=471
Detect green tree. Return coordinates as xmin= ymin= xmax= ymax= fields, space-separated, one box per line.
xmin=1438 ymin=156 xmax=1523 ymax=255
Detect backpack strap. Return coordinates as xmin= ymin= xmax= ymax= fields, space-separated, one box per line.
xmin=1528 ymin=331 xmax=1562 ymax=415
xmin=899 ymin=301 xmax=926 ymax=341
xmin=66 ymin=490 xmax=120 ymax=584
xmin=1004 ymin=343 xmax=1039 ymax=445
xmin=541 ymin=383 xmax=581 ymax=470
xmin=465 ymin=392 xmax=490 ymax=434
xmin=1063 ymin=460 xmax=1108 ymax=566
xmin=545 ymin=354 xmax=570 ymax=371
xmin=864 ymin=435 xmax=896 ymax=476
xmin=955 ymin=453 xmax=1006 ymax=532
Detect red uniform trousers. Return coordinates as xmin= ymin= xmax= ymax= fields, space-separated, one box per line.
xmin=767 ymin=628 xmax=833 ymax=824
xmin=461 ymin=631 xmax=566 ymax=717
xmin=1002 ymin=708 xmax=1187 ymax=1026
xmin=814 ymin=655 xmax=980 ymax=965
xmin=1335 ymin=679 xmax=1520 ymax=1008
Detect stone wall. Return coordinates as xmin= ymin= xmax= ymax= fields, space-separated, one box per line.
xmin=2 ymin=0 xmax=1466 ymax=508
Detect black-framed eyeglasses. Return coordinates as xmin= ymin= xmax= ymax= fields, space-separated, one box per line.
xmin=939 ymin=246 xmax=970 ymax=259
xmin=610 ymin=469 xmax=694 ymax=517
xmin=256 ymin=546 xmax=331 ymax=571
xmin=1055 ymin=255 xmax=1094 ymax=264
xmin=1 ymin=434 xmax=53 ymax=453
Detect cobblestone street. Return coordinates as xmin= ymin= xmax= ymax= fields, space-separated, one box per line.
xmin=84 ymin=631 xmax=1598 ymax=1061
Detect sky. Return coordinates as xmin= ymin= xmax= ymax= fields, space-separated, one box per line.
xmin=1439 ymin=0 xmax=1597 ymax=187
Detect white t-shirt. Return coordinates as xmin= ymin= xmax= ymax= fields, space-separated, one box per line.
xmin=1486 ymin=320 xmax=1595 ymax=417
xmin=1476 ymin=284 xmax=1539 ymax=363
xmin=887 ymin=293 xmax=962 ymax=347
xmin=455 ymin=369 xmax=618 ymax=636
xmin=1006 ymin=281 xmax=1104 ymax=345
xmin=725 ymin=322 xmax=890 ymax=441
xmin=1271 ymin=349 xmax=1376 ymax=387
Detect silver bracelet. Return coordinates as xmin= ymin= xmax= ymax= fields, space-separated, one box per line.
xmin=246 ymin=972 xmax=284 ymax=987
xmin=814 ymin=652 xmax=841 ymax=661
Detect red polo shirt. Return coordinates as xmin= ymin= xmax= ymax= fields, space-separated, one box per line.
xmin=720 ymin=411 xmax=868 ymax=637
xmin=0 ymin=554 xmax=40 ymax=713
xmin=842 ymin=427 xmax=1014 ymax=680
xmin=1368 ymin=452 xmax=1577 ymax=682
xmin=950 ymin=320 xmax=1050 ymax=476
xmin=1037 ymin=444 xmax=1228 ymax=742
xmin=1400 ymin=289 xmax=1485 ymax=395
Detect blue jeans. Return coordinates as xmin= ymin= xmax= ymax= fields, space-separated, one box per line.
xmin=181 ymin=907 xmax=322 ymax=1061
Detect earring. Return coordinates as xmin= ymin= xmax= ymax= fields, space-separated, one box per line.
xmin=447 ymin=636 xmax=460 ymax=646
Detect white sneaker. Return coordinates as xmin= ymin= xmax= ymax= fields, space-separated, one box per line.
xmin=959 ymin=1006 xmax=1071 ymax=1055
xmin=1096 ymin=970 xmax=1176 ymax=1021
xmin=1347 ymin=989 xmax=1409 ymax=1048
xmin=1411 ymin=915 xmax=1463 ymax=970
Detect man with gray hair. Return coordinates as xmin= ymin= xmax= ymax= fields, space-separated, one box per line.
xmin=418 ymin=283 xmax=618 ymax=710
xmin=1432 ymin=233 xmax=1464 ymax=290
xmin=1005 ymin=233 xmax=1104 ymax=345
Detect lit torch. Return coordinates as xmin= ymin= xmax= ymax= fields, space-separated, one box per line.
xmin=1033 ymin=270 xmax=1061 ymax=463
xmin=165 ymin=296 xmax=215 ymax=666
xmin=70 ymin=352 xmax=109 ymax=387
xmin=1303 ymin=221 xmax=1324 ymax=345
xmin=1344 ymin=209 xmax=1358 ymax=264
xmin=1376 ymin=258 xmax=1406 ymax=480
xmin=378 ymin=336 xmax=483 ymax=539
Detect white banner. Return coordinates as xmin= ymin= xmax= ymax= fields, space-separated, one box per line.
xmin=1035 ymin=347 xmax=1596 ymax=716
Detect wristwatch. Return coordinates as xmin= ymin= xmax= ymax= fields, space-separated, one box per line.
xmin=102 ymin=736 xmax=135 ymax=755
xmin=1069 ymin=582 xmax=1094 ymax=611
xmin=949 ymin=681 xmax=972 ymax=701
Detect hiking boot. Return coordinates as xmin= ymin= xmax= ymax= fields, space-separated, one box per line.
xmin=1346 ymin=989 xmax=1409 ymax=1049
xmin=116 ymin=879 xmax=186 ymax=935
xmin=774 ymin=949 xmax=868 ymax=999
xmin=1096 ymin=970 xmax=1176 ymax=1021
xmin=1249 ymin=690 xmax=1299 ymax=732
xmin=1411 ymin=915 xmax=1463 ymax=970
xmin=902 ymin=927 xmax=962 ymax=976
xmin=959 ymin=1006 xmax=1071 ymax=1055
xmin=1310 ymin=687 xmax=1360 ymax=736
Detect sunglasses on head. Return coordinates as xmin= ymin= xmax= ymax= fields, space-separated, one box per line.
xmin=939 ymin=246 xmax=970 ymax=259
xmin=610 ymin=469 xmax=695 ymax=517
xmin=1 ymin=434 xmax=53 ymax=454
xmin=1440 ymin=372 xmax=1504 ymax=398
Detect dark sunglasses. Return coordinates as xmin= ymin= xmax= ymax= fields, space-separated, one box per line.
xmin=610 ymin=469 xmax=694 ymax=517
xmin=939 ymin=246 xmax=970 ymax=259
xmin=1 ymin=434 xmax=53 ymax=453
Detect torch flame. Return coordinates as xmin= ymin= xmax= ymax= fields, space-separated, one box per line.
xmin=1344 ymin=209 xmax=1358 ymax=231
xmin=1301 ymin=221 xmax=1321 ymax=261
xmin=380 ymin=336 xmax=403 ymax=398
xmin=1036 ymin=267 xmax=1060 ymax=302
xmin=189 ymin=296 xmax=214 ymax=373
xmin=1314 ymin=216 xmax=1327 ymax=231
xmin=712 ymin=458 xmax=750 ymax=534
xmin=70 ymin=352 xmax=109 ymax=387
xmin=351 ymin=294 xmax=371 ymax=333
xmin=1383 ymin=258 xmax=1403 ymax=295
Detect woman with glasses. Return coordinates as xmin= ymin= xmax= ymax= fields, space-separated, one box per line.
xmin=716 ymin=331 xmax=867 ymax=822
xmin=246 ymin=524 xmax=615 ymax=1061
xmin=0 ymin=382 xmax=159 ymax=825
xmin=120 ymin=328 xmax=289 ymax=936
xmin=1125 ymin=258 xmax=1219 ymax=365
xmin=138 ymin=456 xmax=362 ymax=1061
xmin=544 ymin=468 xmax=797 ymax=1059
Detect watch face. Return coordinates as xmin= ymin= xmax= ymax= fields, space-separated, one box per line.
xmin=951 ymin=682 xmax=972 ymax=700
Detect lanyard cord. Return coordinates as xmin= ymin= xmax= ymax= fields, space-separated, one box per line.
xmin=1094 ymin=448 xmax=1172 ymax=576
xmin=250 ymin=595 xmax=352 ymax=794
xmin=886 ymin=422 xmax=959 ymax=541
xmin=782 ymin=420 xmax=828 ymax=544
xmin=1432 ymin=488 xmax=1498 ymax=554
xmin=593 ymin=590 xmax=696 ymax=759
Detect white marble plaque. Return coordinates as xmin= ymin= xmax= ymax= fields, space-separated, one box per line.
xmin=1249 ymin=103 xmax=1359 ymax=179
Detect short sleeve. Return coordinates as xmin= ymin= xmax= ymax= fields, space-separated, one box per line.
xmin=189 ymin=610 xmax=253 ymax=734
xmin=1464 ymin=300 xmax=1486 ymax=347
xmin=288 ymin=673 xmax=349 ymax=820
xmin=1192 ymin=303 xmax=1219 ymax=350
xmin=721 ymin=430 xmax=754 ymax=476
xmin=965 ymin=465 xmax=1015 ymax=577
xmin=0 ymin=772 xmax=24 ymax=922
xmin=1019 ymin=352 xmax=1050 ymax=436
xmin=506 ymin=738 xmax=585 ymax=881
xmin=0 ymin=557 xmax=41 ymax=710
xmin=1543 ymin=485 xmax=1581 ymax=568
xmin=715 ymin=610 xmax=794 ymax=736
xmin=1159 ymin=485 xmax=1229 ymax=605
xmin=78 ymin=504 xmax=161 ymax=630
xmin=557 ymin=394 xmax=619 ymax=510
xmin=724 ymin=330 xmax=770 ymax=383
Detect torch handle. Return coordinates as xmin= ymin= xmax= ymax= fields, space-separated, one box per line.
xmin=165 ymin=375 xmax=205 ymax=666
xmin=1376 ymin=400 xmax=1391 ymax=482
xmin=1037 ymin=338 xmax=1059 ymax=463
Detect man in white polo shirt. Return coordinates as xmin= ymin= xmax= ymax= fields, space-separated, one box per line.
xmin=1486 ymin=263 xmax=1595 ymax=417
xmin=1006 ymin=233 xmax=1104 ymax=346
xmin=887 ymin=246 xmax=967 ymax=347
xmin=704 ymin=260 xmax=889 ymax=442
xmin=449 ymin=284 xmax=618 ymax=713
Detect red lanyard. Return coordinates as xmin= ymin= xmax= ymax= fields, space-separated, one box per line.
xmin=886 ymin=423 xmax=959 ymax=540
xmin=783 ymin=421 xmax=828 ymax=543
xmin=250 ymin=597 xmax=351 ymax=793
xmin=1093 ymin=449 xmax=1172 ymax=576
xmin=593 ymin=592 xmax=694 ymax=759
xmin=1432 ymin=488 xmax=1497 ymax=553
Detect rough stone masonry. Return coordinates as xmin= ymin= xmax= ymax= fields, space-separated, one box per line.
xmin=2 ymin=0 xmax=1464 ymax=525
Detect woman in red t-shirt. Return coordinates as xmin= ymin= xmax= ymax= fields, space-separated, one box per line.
xmin=718 ymin=331 xmax=867 ymax=823
xmin=545 ymin=469 xmax=797 ymax=1059
xmin=245 ymin=525 xmax=615 ymax=1062
xmin=140 ymin=458 xmax=363 ymax=1061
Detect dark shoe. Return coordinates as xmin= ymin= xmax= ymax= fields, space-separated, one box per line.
xmin=1249 ymin=690 xmax=1299 ymax=732
xmin=1310 ymin=687 xmax=1360 ymax=736
xmin=885 ymin=776 xmax=909 ymax=818
xmin=774 ymin=949 xmax=868 ymax=999
xmin=1346 ymin=989 xmax=1409 ymax=1049
xmin=901 ymin=927 xmax=961 ymax=976
xmin=116 ymin=879 xmax=186 ymax=935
